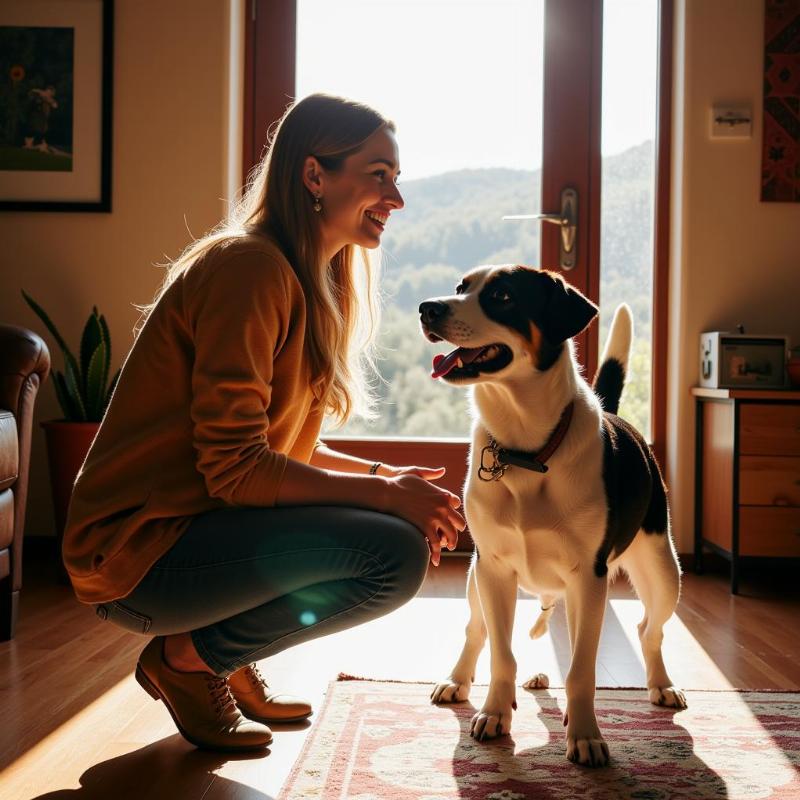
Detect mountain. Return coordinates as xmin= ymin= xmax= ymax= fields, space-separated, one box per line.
xmin=334 ymin=141 xmax=656 ymax=437
xmin=380 ymin=140 xmax=655 ymax=326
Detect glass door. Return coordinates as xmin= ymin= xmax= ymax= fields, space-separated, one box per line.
xmin=254 ymin=0 xmax=663 ymax=455
xmin=599 ymin=0 xmax=659 ymax=439
xmin=296 ymin=0 xmax=546 ymax=438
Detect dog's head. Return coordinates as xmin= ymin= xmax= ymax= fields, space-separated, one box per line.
xmin=419 ymin=265 xmax=597 ymax=384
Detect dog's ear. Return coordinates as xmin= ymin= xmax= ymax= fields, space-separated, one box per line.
xmin=538 ymin=272 xmax=598 ymax=344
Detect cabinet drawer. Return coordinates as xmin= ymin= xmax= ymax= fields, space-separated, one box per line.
xmin=738 ymin=507 xmax=800 ymax=556
xmin=739 ymin=456 xmax=800 ymax=506
xmin=739 ymin=405 xmax=800 ymax=456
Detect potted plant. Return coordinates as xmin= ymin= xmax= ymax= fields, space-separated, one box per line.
xmin=22 ymin=291 xmax=120 ymax=541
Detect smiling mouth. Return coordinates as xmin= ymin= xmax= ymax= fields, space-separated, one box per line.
xmin=365 ymin=210 xmax=387 ymax=231
xmin=429 ymin=342 xmax=513 ymax=380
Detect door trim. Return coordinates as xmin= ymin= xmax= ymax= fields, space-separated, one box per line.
xmin=540 ymin=0 xmax=603 ymax=378
xmin=242 ymin=0 xmax=672 ymax=472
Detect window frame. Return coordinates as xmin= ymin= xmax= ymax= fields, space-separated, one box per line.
xmin=243 ymin=0 xmax=673 ymax=547
xmin=242 ymin=0 xmax=296 ymax=180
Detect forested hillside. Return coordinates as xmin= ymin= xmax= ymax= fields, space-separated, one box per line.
xmin=329 ymin=141 xmax=654 ymax=438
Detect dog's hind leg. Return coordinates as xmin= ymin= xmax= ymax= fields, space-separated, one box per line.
xmin=431 ymin=554 xmax=486 ymax=704
xmin=619 ymin=531 xmax=687 ymax=709
xmin=522 ymin=594 xmax=556 ymax=690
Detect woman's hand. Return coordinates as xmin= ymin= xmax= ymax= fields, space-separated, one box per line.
xmin=275 ymin=456 xmax=464 ymax=565
xmin=380 ymin=473 xmax=465 ymax=567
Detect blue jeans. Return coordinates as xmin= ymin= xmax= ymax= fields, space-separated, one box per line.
xmin=94 ymin=506 xmax=429 ymax=675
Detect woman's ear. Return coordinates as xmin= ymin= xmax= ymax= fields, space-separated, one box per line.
xmin=302 ymin=156 xmax=324 ymax=196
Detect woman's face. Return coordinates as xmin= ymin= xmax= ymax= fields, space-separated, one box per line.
xmin=306 ymin=127 xmax=404 ymax=257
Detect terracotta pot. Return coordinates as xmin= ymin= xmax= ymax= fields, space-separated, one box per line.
xmin=40 ymin=421 xmax=100 ymax=539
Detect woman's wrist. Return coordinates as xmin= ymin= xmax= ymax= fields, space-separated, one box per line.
xmin=324 ymin=470 xmax=395 ymax=514
xmin=310 ymin=444 xmax=393 ymax=477
xmin=374 ymin=475 xmax=395 ymax=513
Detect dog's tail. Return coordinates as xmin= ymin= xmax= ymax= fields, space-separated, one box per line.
xmin=529 ymin=596 xmax=557 ymax=639
xmin=593 ymin=303 xmax=633 ymax=415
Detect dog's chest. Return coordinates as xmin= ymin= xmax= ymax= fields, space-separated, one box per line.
xmin=467 ymin=477 xmax=579 ymax=584
xmin=467 ymin=473 xmax=558 ymax=529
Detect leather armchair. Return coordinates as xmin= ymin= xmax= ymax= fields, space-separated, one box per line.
xmin=0 ymin=324 xmax=50 ymax=640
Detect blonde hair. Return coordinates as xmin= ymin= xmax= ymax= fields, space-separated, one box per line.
xmin=137 ymin=94 xmax=392 ymax=425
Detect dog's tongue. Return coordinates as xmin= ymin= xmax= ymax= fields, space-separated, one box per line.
xmin=431 ymin=346 xmax=486 ymax=378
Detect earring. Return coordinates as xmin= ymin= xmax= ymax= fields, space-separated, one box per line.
xmin=313 ymin=194 xmax=322 ymax=213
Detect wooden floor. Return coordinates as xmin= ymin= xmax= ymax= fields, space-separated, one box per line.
xmin=1 ymin=552 xmax=799 ymax=800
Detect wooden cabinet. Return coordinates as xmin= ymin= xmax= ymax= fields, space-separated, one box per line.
xmin=693 ymin=388 xmax=800 ymax=593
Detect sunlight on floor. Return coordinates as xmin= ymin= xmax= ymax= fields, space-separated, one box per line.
xmin=3 ymin=674 xmax=134 ymax=792
xmin=3 ymin=588 xmax=792 ymax=800
xmin=607 ymin=598 xmax=735 ymax=690
xmin=260 ymin=594 xmax=737 ymax=691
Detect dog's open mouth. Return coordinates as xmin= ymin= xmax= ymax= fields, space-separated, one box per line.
xmin=431 ymin=343 xmax=513 ymax=379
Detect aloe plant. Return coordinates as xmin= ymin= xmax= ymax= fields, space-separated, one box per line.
xmin=22 ymin=291 xmax=121 ymax=422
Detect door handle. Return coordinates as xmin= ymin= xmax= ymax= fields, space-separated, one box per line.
xmin=504 ymin=187 xmax=578 ymax=270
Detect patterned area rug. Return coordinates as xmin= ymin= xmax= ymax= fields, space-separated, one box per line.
xmin=279 ymin=680 xmax=800 ymax=800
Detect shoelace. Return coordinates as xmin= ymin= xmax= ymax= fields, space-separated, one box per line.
xmin=206 ymin=675 xmax=237 ymax=716
xmin=246 ymin=664 xmax=269 ymax=691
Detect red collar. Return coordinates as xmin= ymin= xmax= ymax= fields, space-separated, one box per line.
xmin=478 ymin=402 xmax=574 ymax=481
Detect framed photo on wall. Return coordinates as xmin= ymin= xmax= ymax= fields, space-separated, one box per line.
xmin=0 ymin=0 xmax=113 ymax=212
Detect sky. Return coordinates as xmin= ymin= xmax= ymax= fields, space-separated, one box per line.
xmin=296 ymin=0 xmax=659 ymax=182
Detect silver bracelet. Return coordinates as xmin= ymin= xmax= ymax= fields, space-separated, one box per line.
xmin=369 ymin=462 xmax=382 ymax=475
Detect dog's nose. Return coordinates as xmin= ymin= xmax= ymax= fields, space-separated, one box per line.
xmin=419 ymin=300 xmax=450 ymax=326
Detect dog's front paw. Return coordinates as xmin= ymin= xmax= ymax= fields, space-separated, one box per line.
xmin=522 ymin=672 xmax=550 ymax=690
xmin=431 ymin=677 xmax=472 ymax=704
xmin=565 ymin=726 xmax=610 ymax=768
xmin=565 ymin=705 xmax=609 ymax=768
xmin=649 ymin=685 xmax=687 ymax=709
xmin=471 ymin=705 xmax=513 ymax=740
xmin=470 ymin=686 xmax=515 ymax=741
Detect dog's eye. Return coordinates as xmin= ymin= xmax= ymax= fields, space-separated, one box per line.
xmin=491 ymin=288 xmax=512 ymax=303
xmin=455 ymin=283 xmax=465 ymax=295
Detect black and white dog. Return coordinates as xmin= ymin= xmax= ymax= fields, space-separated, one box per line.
xmin=420 ymin=265 xmax=685 ymax=768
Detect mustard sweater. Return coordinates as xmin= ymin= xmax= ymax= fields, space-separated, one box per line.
xmin=63 ymin=235 xmax=324 ymax=603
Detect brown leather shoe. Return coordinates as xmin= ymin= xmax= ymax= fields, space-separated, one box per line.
xmin=135 ymin=637 xmax=272 ymax=751
xmin=228 ymin=663 xmax=313 ymax=723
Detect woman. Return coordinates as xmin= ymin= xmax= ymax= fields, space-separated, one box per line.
xmin=62 ymin=94 xmax=465 ymax=752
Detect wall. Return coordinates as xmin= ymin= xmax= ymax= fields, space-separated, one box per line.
xmin=667 ymin=0 xmax=800 ymax=553
xmin=3 ymin=0 xmax=799 ymax=554
xmin=0 ymin=0 xmax=240 ymax=539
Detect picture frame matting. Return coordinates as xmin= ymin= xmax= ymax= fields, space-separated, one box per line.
xmin=0 ymin=0 xmax=113 ymax=212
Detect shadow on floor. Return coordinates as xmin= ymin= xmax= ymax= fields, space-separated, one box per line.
xmin=437 ymin=688 xmax=728 ymax=799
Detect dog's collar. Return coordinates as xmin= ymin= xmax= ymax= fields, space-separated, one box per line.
xmin=478 ymin=402 xmax=575 ymax=482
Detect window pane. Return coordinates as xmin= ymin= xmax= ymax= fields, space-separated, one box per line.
xmin=600 ymin=0 xmax=659 ymax=440
xmin=296 ymin=0 xmax=544 ymax=437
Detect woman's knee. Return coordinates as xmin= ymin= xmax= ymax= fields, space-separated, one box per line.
xmin=372 ymin=513 xmax=429 ymax=600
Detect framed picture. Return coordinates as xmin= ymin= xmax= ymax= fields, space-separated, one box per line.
xmin=0 ymin=0 xmax=113 ymax=212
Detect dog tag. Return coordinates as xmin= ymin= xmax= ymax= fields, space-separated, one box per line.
xmin=478 ymin=443 xmax=508 ymax=482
